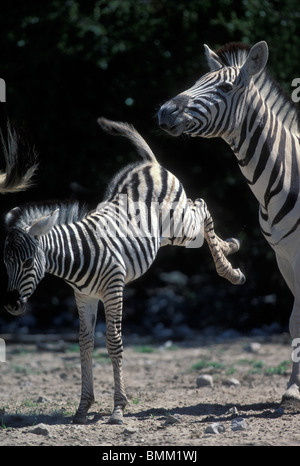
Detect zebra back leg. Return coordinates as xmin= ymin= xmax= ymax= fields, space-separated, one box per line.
xmin=103 ymin=282 xmax=128 ymax=425
xmin=73 ymin=293 xmax=98 ymax=424
xmin=202 ymin=203 xmax=245 ymax=285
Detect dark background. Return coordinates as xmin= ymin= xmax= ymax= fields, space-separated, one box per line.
xmin=0 ymin=0 xmax=298 ymax=339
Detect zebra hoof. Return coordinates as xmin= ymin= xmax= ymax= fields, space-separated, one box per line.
xmin=108 ymin=410 xmax=124 ymax=425
xmin=281 ymin=384 xmax=300 ymax=412
xmin=226 ymin=237 xmax=240 ymax=253
xmin=237 ymin=271 xmax=246 ymax=285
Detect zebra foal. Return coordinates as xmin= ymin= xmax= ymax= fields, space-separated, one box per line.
xmin=4 ymin=118 xmax=245 ymax=424
xmin=158 ymin=41 xmax=300 ymax=408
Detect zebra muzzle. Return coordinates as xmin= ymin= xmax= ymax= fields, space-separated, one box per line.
xmin=5 ymin=291 xmax=28 ymax=316
xmin=158 ymin=94 xmax=190 ymax=136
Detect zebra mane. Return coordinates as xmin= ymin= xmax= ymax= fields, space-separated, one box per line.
xmin=214 ymin=42 xmax=299 ymax=133
xmin=215 ymin=42 xmax=251 ymax=68
xmin=5 ymin=200 xmax=88 ymax=231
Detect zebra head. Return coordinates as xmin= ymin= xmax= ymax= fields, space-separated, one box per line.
xmin=4 ymin=207 xmax=59 ymax=315
xmin=158 ymin=41 xmax=268 ymax=139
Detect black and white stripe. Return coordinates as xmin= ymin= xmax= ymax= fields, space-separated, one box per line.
xmin=158 ymin=41 xmax=300 ymax=406
xmin=4 ymin=118 xmax=244 ymax=424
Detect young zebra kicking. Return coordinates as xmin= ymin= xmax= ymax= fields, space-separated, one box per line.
xmin=4 ymin=118 xmax=245 ymax=425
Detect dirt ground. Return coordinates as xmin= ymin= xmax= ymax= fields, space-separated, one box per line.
xmin=1 ymin=332 xmax=300 ymax=447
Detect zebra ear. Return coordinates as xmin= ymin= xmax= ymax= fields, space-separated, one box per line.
xmin=27 ymin=209 xmax=59 ymax=238
xmin=241 ymin=41 xmax=269 ymax=78
xmin=204 ymin=44 xmax=223 ymax=71
xmin=5 ymin=207 xmax=22 ymax=229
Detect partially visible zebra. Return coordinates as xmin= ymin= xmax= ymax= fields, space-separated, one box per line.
xmin=0 ymin=121 xmax=38 ymax=193
xmin=4 ymin=118 xmax=245 ymax=425
xmin=158 ymin=41 xmax=300 ymax=408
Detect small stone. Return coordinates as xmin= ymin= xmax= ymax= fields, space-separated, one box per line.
xmin=223 ymin=377 xmax=240 ymax=386
xmin=164 ymin=414 xmax=181 ymax=425
xmin=226 ymin=406 xmax=239 ymax=416
xmin=123 ymin=427 xmax=138 ymax=435
xmin=159 ymin=271 xmax=188 ymax=287
xmin=205 ymin=422 xmax=225 ymax=434
xmin=247 ymin=342 xmax=262 ymax=353
xmin=37 ymin=396 xmax=49 ymax=403
xmin=196 ymin=374 xmax=213 ymax=388
xmin=29 ymin=423 xmax=50 ymax=436
xmin=231 ymin=417 xmax=248 ymax=431
xmin=274 ymin=406 xmax=285 ymax=416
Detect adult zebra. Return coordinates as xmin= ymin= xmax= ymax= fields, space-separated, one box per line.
xmin=4 ymin=118 xmax=245 ymax=425
xmin=158 ymin=41 xmax=300 ymax=408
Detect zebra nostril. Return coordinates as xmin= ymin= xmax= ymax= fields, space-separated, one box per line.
xmin=158 ymin=103 xmax=180 ymax=127
xmin=5 ymin=290 xmax=27 ymax=316
xmin=159 ymin=122 xmax=172 ymax=131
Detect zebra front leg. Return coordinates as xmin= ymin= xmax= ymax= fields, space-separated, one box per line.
xmin=103 ymin=285 xmax=128 ymax=424
xmin=73 ymin=293 xmax=98 ymax=424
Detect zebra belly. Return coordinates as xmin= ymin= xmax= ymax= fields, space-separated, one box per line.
xmin=122 ymin=235 xmax=160 ymax=284
xmin=68 ymin=235 xmax=159 ymax=296
xmin=259 ymin=203 xmax=300 ymax=249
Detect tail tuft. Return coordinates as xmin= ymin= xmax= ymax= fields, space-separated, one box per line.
xmin=0 ymin=121 xmax=38 ymax=194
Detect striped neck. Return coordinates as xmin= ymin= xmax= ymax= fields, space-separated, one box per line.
xmin=226 ymin=79 xmax=298 ymax=193
xmin=225 ymin=77 xmax=300 ymax=239
xmin=41 ymin=225 xmax=76 ymax=281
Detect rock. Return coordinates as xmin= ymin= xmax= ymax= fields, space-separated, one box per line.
xmin=226 ymin=406 xmax=239 ymax=416
xmin=123 ymin=427 xmax=138 ymax=435
xmin=164 ymin=414 xmax=182 ymax=425
xmin=231 ymin=417 xmax=248 ymax=431
xmin=274 ymin=406 xmax=285 ymax=416
xmin=196 ymin=374 xmax=213 ymax=388
xmin=159 ymin=271 xmax=188 ymax=287
xmin=246 ymin=342 xmax=262 ymax=353
xmin=205 ymin=423 xmax=225 ymax=434
xmin=37 ymin=396 xmax=49 ymax=403
xmin=223 ymin=377 xmax=240 ymax=386
xmin=29 ymin=423 xmax=50 ymax=436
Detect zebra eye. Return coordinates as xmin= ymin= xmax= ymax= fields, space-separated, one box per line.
xmin=219 ymin=82 xmax=233 ymax=92
xmin=23 ymin=257 xmax=34 ymax=269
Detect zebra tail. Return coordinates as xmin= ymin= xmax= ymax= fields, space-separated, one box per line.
xmin=0 ymin=121 xmax=38 ymax=194
xmin=97 ymin=117 xmax=157 ymax=163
